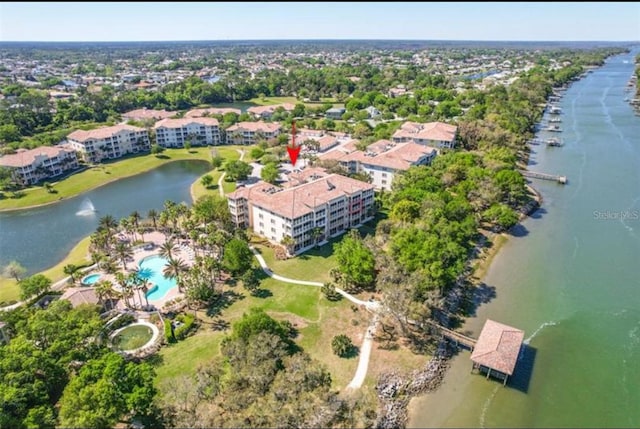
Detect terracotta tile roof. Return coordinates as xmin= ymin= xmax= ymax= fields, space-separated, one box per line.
xmin=470 ymin=319 xmax=524 ymax=376
xmin=228 ymin=172 xmax=374 ymax=219
xmin=154 ymin=117 xmax=219 ymax=129
xmin=122 ymin=108 xmax=173 ymax=121
xmin=226 ymin=121 xmax=281 ymax=133
xmin=67 ymin=124 xmax=146 ymax=142
xmin=298 ymin=128 xmax=325 ymax=137
xmin=0 ymin=146 xmax=75 ymax=168
xmin=185 ymin=107 xmax=241 ymax=117
xmin=318 ymin=140 xmax=435 ymax=171
xmin=60 ymin=287 xmax=100 ymax=308
xmin=317 ymin=135 xmax=339 ymax=151
xmin=393 ymin=121 xmax=457 ymax=142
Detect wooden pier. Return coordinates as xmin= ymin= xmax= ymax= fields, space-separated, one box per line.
xmin=520 ymin=169 xmax=567 ymax=184
xmin=424 ymin=320 xmax=477 ymax=350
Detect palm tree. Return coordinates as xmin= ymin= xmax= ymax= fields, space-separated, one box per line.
xmin=281 ymin=235 xmax=296 ymax=255
xmin=159 ymin=238 xmax=178 ymax=260
xmin=98 ymin=214 xmax=118 ymax=234
xmin=311 ymin=227 xmax=324 ymax=247
xmin=120 ymin=217 xmax=135 ymax=242
xmin=63 ymin=264 xmax=80 ymax=284
xmin=201 ymin=255 xmax=221 ymax=283
xmin=127 ymin=271 xmax=144 ymax=309
xmin=94 ymin=279 xmax=115 ymax=310
xmin=163 ymin=257 xmax=188 ymax=293
xmin=147 ymin=209 xmax=158 ymax=230
xmin=130 ymin=211 xmax=142 ymax=241
xmin=115 ymin=272 xmax=131 ymax=308
xmin=114 ymin=242 xmax=133 ymax=270
xmin=138 ymin=277 xmax=150 ymax=309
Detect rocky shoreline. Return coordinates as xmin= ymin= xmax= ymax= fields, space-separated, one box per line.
xmin=374 ymin=342 xmax=453 ymax=429
xmin=373 ymin=177 xmax=542 ymax=429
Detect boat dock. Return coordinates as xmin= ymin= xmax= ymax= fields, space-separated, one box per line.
xmin=549 ymin=105 xmax=563 ymax=115
xmin=529 ymin=137 xmax=563 ymax=146
xmin=544 ymin=125 xmax=562 ymax=132
xmin=520 ymin=169 xmax=567 ymax=184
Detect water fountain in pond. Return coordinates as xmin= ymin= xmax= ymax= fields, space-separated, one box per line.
xmin=75 ymin=198 xmax=96 ymax=216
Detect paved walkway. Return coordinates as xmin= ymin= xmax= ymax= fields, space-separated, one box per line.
xmin=218 ymin=149 xmax=245 ymax=197
xmin=250 ymin=247 xmax=378 ymax=310
xmin=250 ymin=246 xmax=380 ymax=389
xmin=347 ymin=314 xmax=378 ymax=389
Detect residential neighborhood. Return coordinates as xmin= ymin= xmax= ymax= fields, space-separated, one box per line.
xmin=0 ymin=12 xmax=632 ymax=428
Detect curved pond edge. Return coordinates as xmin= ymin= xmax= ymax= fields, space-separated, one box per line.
xmin=0 ymin=158 xmax=211 ymax=214
xmin=109 ymin=320 xmax=160 ymax=355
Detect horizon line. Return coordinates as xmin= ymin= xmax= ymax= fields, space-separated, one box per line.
xmin=0 ymin=38 xmax=638 ymax=44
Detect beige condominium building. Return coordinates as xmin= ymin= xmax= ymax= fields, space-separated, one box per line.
xmin=67 ymin=124 xmax=150 ymax=163
xmin=0 ymin=145 xmax=79 ymax=185
xmin=154 ymin=117 xmax=221 ymax=147
xmin=227 ymin=168 xmax=375 ymax=254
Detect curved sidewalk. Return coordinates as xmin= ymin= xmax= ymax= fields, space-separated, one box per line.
xmin=250 ymin=246 xmax=380 ymax=390
xmin=251 ymin=247 xmax=378 ymax=310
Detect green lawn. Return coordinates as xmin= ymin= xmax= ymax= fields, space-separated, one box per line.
xmin=0 ymin=148 xmax=218 ymax=211
xmin=0 ymin=236 xmax=92 ymax=304
xmin=189 ymin=146 xmax=247 ymax=200
xmin=247 ymin=96 xmax=343 ymax=109
xmin=155 ymin=278 xmax=324 ymax=386
xmin=251 ymin=241 xmax=338 ymax=284
xmin=248 ymin=96 xmax=300 ymax=106
xmin=155 ymin=329 xmax=224 ymax=383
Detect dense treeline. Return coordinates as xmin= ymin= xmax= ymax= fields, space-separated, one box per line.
xmin=329 ymin=49 xmax=619 ymax=351
xmin=1 ymin=47 xmax=625 ymax=150
xmin=0 ymin=301 xmax=158 ymax=428
xmin=158 ymin=308 xmax=375 ymax=428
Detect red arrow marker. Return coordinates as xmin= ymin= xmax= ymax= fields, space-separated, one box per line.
xmin=287 ymin=145 xmax=301 ymax=167
xmin=287 ymin=119 xmax=300 ymax=166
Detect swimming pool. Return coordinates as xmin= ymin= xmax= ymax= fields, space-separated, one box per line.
xmin=81 ymin=273 xmax=102 ymax=285
xmin=139 ymin=255 xmax=178 ymax=300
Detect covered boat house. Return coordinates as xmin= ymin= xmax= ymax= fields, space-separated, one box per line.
xmin=470 ymin=319 xmax=525 ymax=386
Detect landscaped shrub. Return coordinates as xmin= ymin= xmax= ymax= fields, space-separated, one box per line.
xmin=107 ymin=313 xmax=135 ymax=332
xmin=164 ymin=319 xmax=176 ymax=344
xmin=174 ymin=314 xmax=196 ymax=340
xmin=332 ymin=334 xmax=355 ymax=357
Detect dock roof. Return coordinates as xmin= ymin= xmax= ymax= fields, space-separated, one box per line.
xmin=470 ymin=319 xmax=524 ymax=376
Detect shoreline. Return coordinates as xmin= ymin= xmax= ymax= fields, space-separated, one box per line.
xmin=0 ymin=153 xmax=211 ymax=213
xmin=380 ymin=85 xmax=553 ymax=427
xmin=0 ymin=236 xmax=93 ymax=306
xmin=376 ymin=189 xmax=541 ymax=427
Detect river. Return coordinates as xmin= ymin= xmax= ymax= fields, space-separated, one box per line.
xmin=0 ymin=160 xmax=210 ymax=275
xmin=409 ymin=48 xmax=640 ymax=427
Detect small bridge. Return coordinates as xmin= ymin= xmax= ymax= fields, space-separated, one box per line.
xmin=520 ymin=169 xmax=567 ymax=184
xmin=424 ymin=320 xmax=477 ymax=350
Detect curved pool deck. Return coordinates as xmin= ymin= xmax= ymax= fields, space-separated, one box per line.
xmin=81 ymin=273 xmax=102 ymax=286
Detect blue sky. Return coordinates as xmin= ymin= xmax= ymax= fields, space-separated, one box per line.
xmin=1 ymin=2 xmax=638 ymax=42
